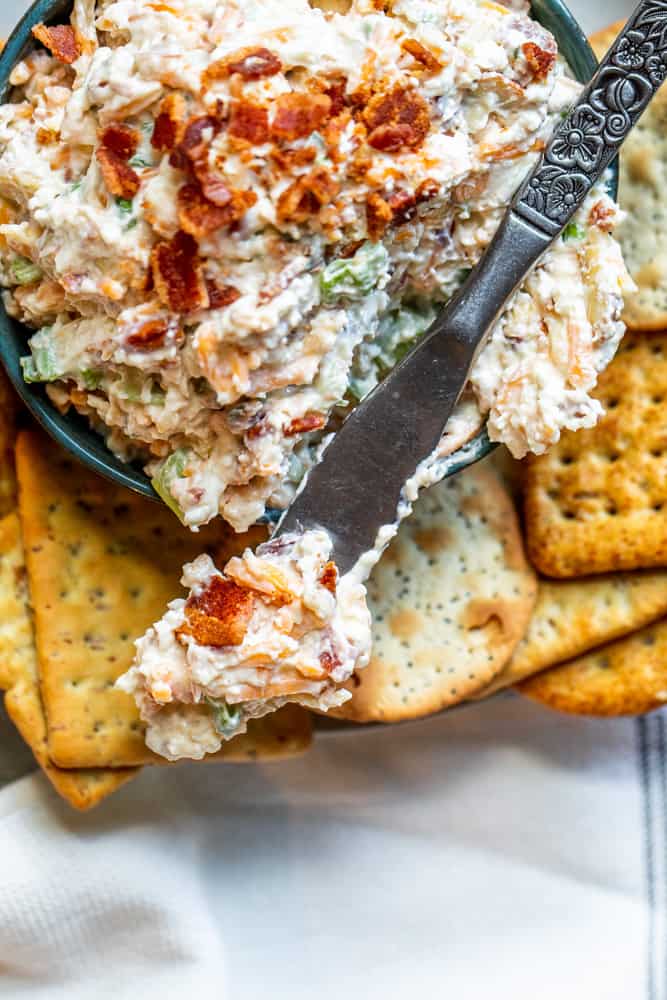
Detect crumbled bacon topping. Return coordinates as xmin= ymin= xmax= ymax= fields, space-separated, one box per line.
xmin=126 ymin=319 xmax=173 ymax=350
xmin=206 ymin=280 xmax=241 ymax=309
xmin=151 ymin=231 xmax=208 ymax=313
xmin=178 ymin=576 xmax=255 ymax=647
xmin=366 ymin=192 xmax=393 ymax=241
xmin=272 ymin=93 xmax=332 ymax=142
xmin=276 ymin=167 xmax=338 ymax=222
xmin=179 ymin=115 xmax=221 ymax=166
xmin=363 ymin=84 xmax=430 ymax=152
xmin=178 ymin=182 xmax=257 ymax=238
xmin=152 ymin=93 xmax=187 ymax=151
xmin=589 ymin=199 xmax=615 ymax=233
xmin=284 ymin=413 xmax=326 ymax=437
xmin=318 ymin=75 xmax=348 ymax=117
xmin=228 ymin=102 xmax=270 ymax=145
xmin=96 ymin=125 xmax=141 ymax=200
xmin=319 ymin=561 xmax=338 ymax=594
xmin=320 ymin=649 xmax=342 ymax=673
xmin=401 ymin=38 xmax=443 ymax=74
xmin=270 ymin=145 xmax=317 ymax=172
xmin=203 ymin=47 xmax=282 ymax=89
xmin=100 ymin=124 xmax=140 ymax=161
xmin=521 ymin=41 xmax=556 ymax=82
xmin=416 ymin=178 xmax=439 ymax=202
xmin=32 ymin=24 xmax=81 ymax=64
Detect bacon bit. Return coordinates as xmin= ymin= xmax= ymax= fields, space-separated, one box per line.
xmin=180 ymin=115 xmax=221 ymax=165
xmin=126 ymin=319 xmax=172 ymax=350
xmin=96 ymin=125 xmax=141 ymax=198
xmin=319 ymin=561 xmax=338 ymax=594
xmin=320 ymin=649 xmax=342 ymax=673
xmin=589 ymin=200 xmax=615 ymax=232
xmin=401 ymin=38 xmax=443 ymax=74
xmin=203 ymin=46 xmax=282 ymax=88
xmin=178 ymin=576 xmax=255 ymax=647
xmin=178 ymin=182 xmax=257 ymax=238
xmin=363 ymin=84 xmax=430 ymax=152
xmin=228 ymin=102 xmax=270 ymax=144
xmin=194 ymin=169 xmax=233 ymax=207
xmin=387 ymin=189 xmax=417 ymax=225
xmin=276 ymin=167 xmax=338 ymax=222
xmin=100 ymin=124 xmax=140 ymax=161
xmin=152 ymin=93 xmax=187 ymax=151
xmin=270 ymin=145 xmax=317 ymax=172
xmin=152 ymin=231 xmax=208 ymax=313
xmin=31 ymin=24 xmax=80 ymax=64
xmin=320 ymin=75 xmax=348 ymax=117
xmin=206 ymin=280 xmax=241 ymax=309
xmin=36 ymin=128 xmax=58 ymax=146
xmin=323 ymin=111 xmax=351 ymax=162
xmin=96 ymin=148 xmax=140 ymax=199
xmin=285 ymin=413 xmax=326 ymax=437
xmin=272 ymin=92 xmax=332 ymax=142
xmin=416 ymin=178 xmax=439 ymax=202
xmin=366 ymin=192 xmax=393 ymax=241
xmin=521 ymin=41 xmax=556 ymax=82
xmin=339 ymin=239 xmax=364 ymax=259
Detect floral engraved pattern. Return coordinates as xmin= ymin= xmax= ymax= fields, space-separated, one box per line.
xmin=515 ymin=0 xmax=667 ymax=234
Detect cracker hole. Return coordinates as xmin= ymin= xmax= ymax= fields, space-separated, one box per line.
xmin=563 ymin=511 xmax=576 ymax=520
xmin=643 ymin=634 xmax=656 ymax=646
xmin=652 ymin=503 xmax=664 ymax=512
xmin=560 ymin=455 xmax=574 ymax=466
xmin=606 ymin=398 xmax=619 ymax=409
xmin=652 ymin=395 xmax=664 ymax=405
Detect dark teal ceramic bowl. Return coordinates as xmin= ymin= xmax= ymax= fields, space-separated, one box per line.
xmin=0 ymin=0 xmax=617 ymax=503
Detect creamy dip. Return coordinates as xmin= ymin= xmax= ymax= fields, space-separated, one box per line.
xmin=0 ymin=0 xmax=632 ymax=536
xmin=117 ymin=529 xmax=371 ymax=758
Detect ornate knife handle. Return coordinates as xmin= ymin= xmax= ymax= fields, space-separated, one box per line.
xmin=514 ymin=0 xmax=667 ymax=235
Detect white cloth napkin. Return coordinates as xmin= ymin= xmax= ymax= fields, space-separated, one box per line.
xmin=0 ymin=696 xmax=664 ymax=999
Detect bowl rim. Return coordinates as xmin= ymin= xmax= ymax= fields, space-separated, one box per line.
xmin=0 ymin=0 xmax=617 ymax=507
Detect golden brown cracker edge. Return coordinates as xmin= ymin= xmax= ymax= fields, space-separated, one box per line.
xmin=477 ymin=569 xmax=667 ymax=696
xmin=518 ymin=616 xmax=667 ymax=716
xmin=0 ymin=512 xmax=138 ymax=810
xmin=523 ymin=332 xmax=667 ymax=578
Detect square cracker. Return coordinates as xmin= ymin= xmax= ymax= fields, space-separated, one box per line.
xmin=524 ymin=331 xmax=667 ymax=578
xmin=0 ymin=512 xmax=138 ymax=810
xmin=518 ymin=617 xmax=667 ymax=717
xmin=477 ymin=569 xmax=667 ymax=696
xmin=16 ymin=430 xmax=312 ymax=768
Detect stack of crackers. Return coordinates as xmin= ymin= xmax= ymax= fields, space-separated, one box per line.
xmin=1 ymin=19 xmax=665 ymax=812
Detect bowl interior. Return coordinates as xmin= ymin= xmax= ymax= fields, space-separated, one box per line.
xmin=0 ymin=0 xmax=616 ymax=504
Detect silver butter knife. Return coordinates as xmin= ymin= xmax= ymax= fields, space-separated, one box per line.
xmin=277 ymin=0 xmax=667 ymax=574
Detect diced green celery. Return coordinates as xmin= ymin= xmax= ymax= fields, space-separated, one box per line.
xmin=563 ymin=222 xmax=585 ymax=241
xmin=20 ymin=336 xmax=59 ymax=383
xmin=116 ymin=197 xmax=134 ymax=214
xmin=320 ymin=242 xmax=390 ymax=305
xmin=151 ymin=448 xmax=189 ymax=521
xmin=81 ymin=369 xmax=103 ymax=390
xmin=11 ymin=256 xmax=43 ymax=285
xmin=206 ymin=697 xmax=243 ymax=736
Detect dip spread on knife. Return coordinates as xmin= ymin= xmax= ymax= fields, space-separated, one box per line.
xmin=0 ymin=0 xmax=633 ymax=757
